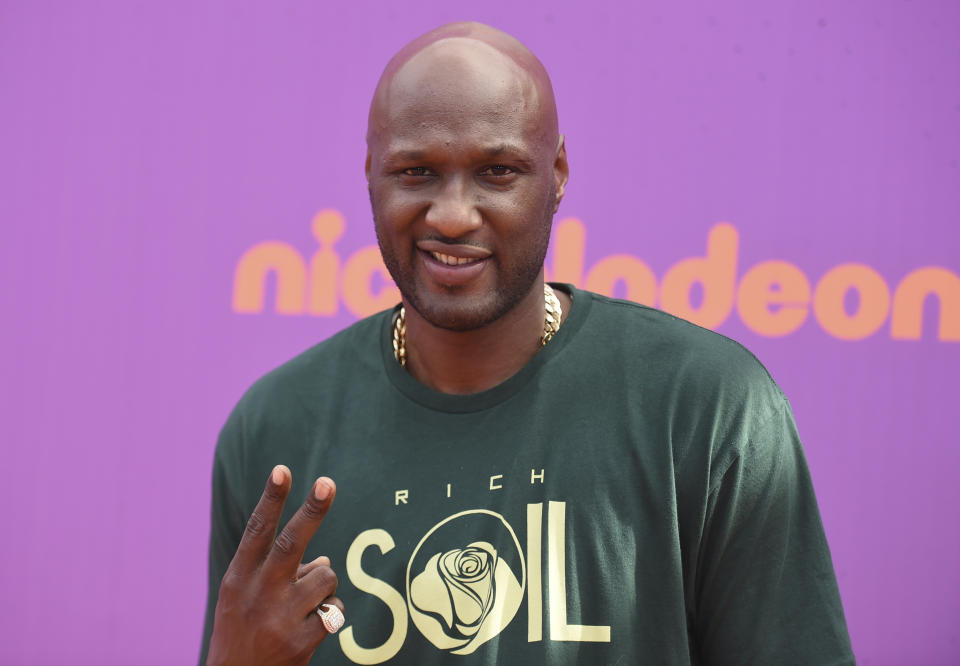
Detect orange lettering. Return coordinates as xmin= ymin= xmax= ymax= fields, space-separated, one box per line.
xmin=891 ymin=267 xmax=960 ymax=341
xmin=232 ymin=242 xmax=306 ymax=315
xmin=231 ymin=212 xmax=955 ymax=345
xmin=545 ymin=217 xmax=586 ymax=286
xmin=813 ymin=264 xmax=890 ymax=340
xmin=737 ymin=260 xmax=810 ymax=337
xmin=309 ymin=209 xmax=345 ymax=315
xmin=660 ymin=223 xmax=738 ymax=329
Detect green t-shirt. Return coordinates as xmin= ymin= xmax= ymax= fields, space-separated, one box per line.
xmin=201 ymin=285 xmax=854 ymax=665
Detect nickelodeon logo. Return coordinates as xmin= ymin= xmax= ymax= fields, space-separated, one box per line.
xmin=232 ymin=209 xmax=959 ymax=342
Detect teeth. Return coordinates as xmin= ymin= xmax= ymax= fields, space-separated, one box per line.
xmin=431 ymin=251 xmax=480 ymax=266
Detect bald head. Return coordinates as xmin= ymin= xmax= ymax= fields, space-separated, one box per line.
xmin=366 ymin=22 xmax=559 ymax=156
xmin=365 ymin=22 xmax=568 ymax=334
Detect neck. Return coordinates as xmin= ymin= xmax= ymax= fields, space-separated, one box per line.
xmin=402 ymin=279 xmax=564 ymax=395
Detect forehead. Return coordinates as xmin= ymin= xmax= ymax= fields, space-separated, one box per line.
xmin=372 ymin=38 xmax=546 ymax=153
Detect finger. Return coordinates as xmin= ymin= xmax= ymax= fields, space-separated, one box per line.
xmin=294 ymin=563 xmax=339 ymax=614
xmin=319 ymin=596 xmax=345 ymax=615
xmin=230 ymin=465 xmax=291 ymax=574
xmin=297 ymin=555 xmax=331 ymax=579
xmin=264 ymin=477 xmax=336 ymax=577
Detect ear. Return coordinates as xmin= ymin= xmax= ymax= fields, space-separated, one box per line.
xmin=553 ymin=134 xmax=569 ymax=214
xmin=364 ymin=149 xmax=372 ymax=183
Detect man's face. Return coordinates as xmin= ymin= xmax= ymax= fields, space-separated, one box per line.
xmin=367 ymin=40 xmax=566 ymax=331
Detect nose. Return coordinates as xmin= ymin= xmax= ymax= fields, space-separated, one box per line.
xmin=424 ymin=175 xmax=482 ymax=238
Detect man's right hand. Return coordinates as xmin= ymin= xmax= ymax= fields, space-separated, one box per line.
xmin=206 ymin=465 xmax=342 ymax=666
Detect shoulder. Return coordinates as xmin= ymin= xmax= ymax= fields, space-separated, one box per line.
xmin=574 ymin=288 xmax=782 ymax=404
xmin=217 ymin=309 xmax=391 ymax=456
xmin=570 ymin=288 xmax=790 ymax=462
xmin=244 ymin=310 xmax=388 ymax=409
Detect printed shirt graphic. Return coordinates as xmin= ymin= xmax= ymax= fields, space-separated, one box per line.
xmin=201 ymin=285 xmax=855 ymax=665
xmin=407 ymin=512 xmax=525 ymax=655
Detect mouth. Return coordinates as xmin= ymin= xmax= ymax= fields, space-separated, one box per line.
xmin=416 ymin=240 xmax=492 ymax=286
xmin=417 ymin=239 xmax=492 ymax=265
xmin=429 ymin=251 xmax=483 ymax=266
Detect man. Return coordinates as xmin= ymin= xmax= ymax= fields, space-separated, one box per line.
xmin=201 ymin=22 xmax=854 ymax=665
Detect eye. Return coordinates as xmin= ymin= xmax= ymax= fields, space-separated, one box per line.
xmin=402 ymin=166 xmax=431 ymax=177
xmin=481 ymin=165 xmax=514 ymax=177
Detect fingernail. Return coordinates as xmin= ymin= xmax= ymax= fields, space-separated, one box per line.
xmin=271 ymin=465 xmax=285 ymax=485
xmin=314 ymin=480 xmax=330 ymax=501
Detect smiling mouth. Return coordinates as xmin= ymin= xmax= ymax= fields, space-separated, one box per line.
xmin=430 ymin=251 xmax=483 ymax=266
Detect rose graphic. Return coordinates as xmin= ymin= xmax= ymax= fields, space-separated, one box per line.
xmin=409 ymin=540 xmax=524 ymax=655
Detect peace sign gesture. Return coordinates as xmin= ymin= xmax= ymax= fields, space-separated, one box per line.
xmin=206 ymin=466 xmax=343 ymax=666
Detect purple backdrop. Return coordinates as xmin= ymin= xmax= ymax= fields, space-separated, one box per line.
xmin=2 ymin=1 xmax=958 ymax=664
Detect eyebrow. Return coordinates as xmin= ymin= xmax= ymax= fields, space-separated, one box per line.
xmin=385 ymin=149 xmax=427 ymax=162
xmin=481 ymin=143 xmax=527 ymax=157
xmin=383 ymin=143 xmax=531 ymax=163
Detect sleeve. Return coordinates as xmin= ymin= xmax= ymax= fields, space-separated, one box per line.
xmin=692 ymin=399 xmax=855 ymax=665
xmin=198 ymin=412 xmax=249 ymax=666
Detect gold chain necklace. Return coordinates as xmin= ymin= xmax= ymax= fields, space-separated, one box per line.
xmin=393 ymin=284 xmax=562 ymax=368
